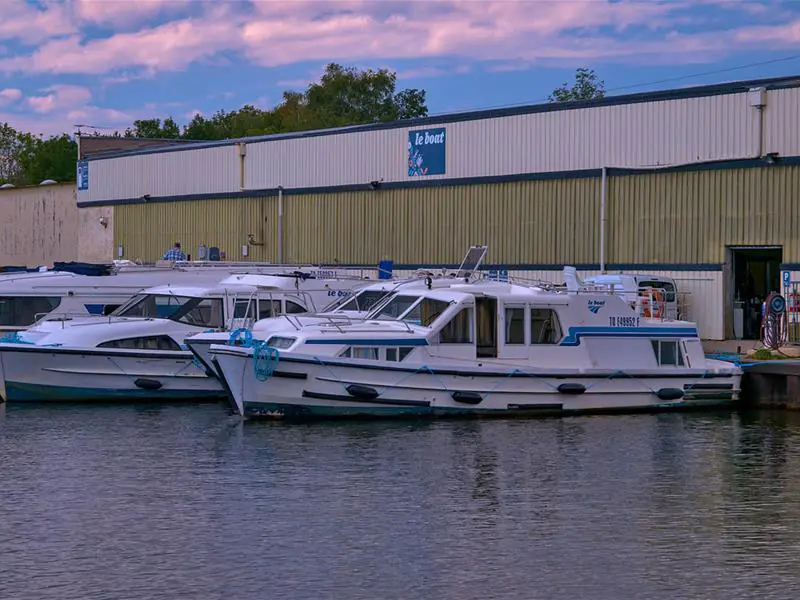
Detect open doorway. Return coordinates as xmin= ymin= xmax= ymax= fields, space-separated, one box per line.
xmin=730 ymin=246 xmax=782 ymax=339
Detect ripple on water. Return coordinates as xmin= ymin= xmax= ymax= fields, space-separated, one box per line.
xmin=1 ymin=404 xmax=800 ymax=600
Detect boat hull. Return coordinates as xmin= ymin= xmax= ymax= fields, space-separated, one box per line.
xmin=0 ymin=343 xmax=225 ymax=402
xmin=211 ymin=347 xmax=742 ymax=421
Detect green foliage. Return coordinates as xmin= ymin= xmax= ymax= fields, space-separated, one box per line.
xmin=0 ymin=123 xmax=77 ymax=186
xmin=0 ymin=63 xmax=428 ymax=185
xmin=131 ymin=63 xmax=428 ymax=141
xmin=548 ymin=68 xmax=606 ymax=103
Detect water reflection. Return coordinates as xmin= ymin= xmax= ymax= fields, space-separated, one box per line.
xmin=1 ymin=406 xmax=800 ymax=599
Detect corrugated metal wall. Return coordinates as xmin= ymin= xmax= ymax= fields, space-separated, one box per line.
xmin=114 ymin=196 xmax=277 ymax=263
xmin=82 ymin=85 xmax=800 ymax=203
xmin=84 ymin=145 xmax=239 ymax=202
xmin=112 ymin=164 xmax=800 ymax=267
xmin=0 ymin=183 xmax=79 ymax=267
xmin=606 ymin=164 xmax=800 ymax=263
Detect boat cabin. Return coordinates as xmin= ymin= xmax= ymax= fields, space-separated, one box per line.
xmin=263 ymin=279 xmax=704 ymax=371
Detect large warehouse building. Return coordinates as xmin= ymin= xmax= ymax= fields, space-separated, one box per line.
xmin=75 ymin=75 xmax=800 ymax=341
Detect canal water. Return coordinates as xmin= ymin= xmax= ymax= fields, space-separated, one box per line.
xmin=1 ymin=403 xmax=800 ymax=599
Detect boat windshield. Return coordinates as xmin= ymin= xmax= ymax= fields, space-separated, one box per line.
xmin=325 ymin=290 xmax=395 ymax=313
xmin=111 ymin=293 xmax=224 ymax=328
xmin=372 ymin=294 xmax=451 ymax=327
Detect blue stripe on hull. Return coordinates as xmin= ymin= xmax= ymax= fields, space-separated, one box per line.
xmin=5 ymin=381 xmax=226 ymax=403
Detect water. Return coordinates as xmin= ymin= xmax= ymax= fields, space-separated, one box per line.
xmin=2 ymin=403 xmax=800 ymax=600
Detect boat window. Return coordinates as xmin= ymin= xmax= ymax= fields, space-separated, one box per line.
xmin=530 ymin=308 xmax=562 ymax=344
xmin=284 ymin=300 xmax=307 ymax=314
xmin=439 ymin=308 xmax=473 ymax=343
xmin=0 ymin=296 xmax=62 ymax=326
xmin=373 ymin=295 xmax=420 ymax=320
xmin=352 ymin=347 xmax=379 ymax=360
xmin=98 ymin=335 xmax=182 ymax=351
xmin=402 ymin=298 xmax=451 ymax=327
xmin=651 ymin=340 xmax=684 ymax=366
xmin=331 ymin=290 xmax=393 ymax=313
xmin=234 ymin=299 xmax=255 ymax=319
xmin=113 ymin=294 xmax=224 ymax=328
xmin=639 ymin=280 xmax=676 ymax=302
xmin=340 ymin=347 xmax=352 ymax=358
xmin=505 ymin=306 xmax=526 ymax=345
xmin=258 ymin=300 xmax=282 ymax=319
xmin=266 ymin=336 xmax=295 ymax=349
xmin=399 ymin=348 xmax=413 ymax=361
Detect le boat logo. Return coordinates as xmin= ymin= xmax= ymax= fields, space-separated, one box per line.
xmin=408 ymin=127 xmax=446 ymax=177
xmin=588 ymin=300 xmax=605 ymax=314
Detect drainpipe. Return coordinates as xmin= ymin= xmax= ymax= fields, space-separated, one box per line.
xmin=748 ymin=87 xmax=767 ymax=158
xmin=277 ymin=185 xmax=284 ymax=264
xmin=600 ymin=166 xmax=608 ymax=273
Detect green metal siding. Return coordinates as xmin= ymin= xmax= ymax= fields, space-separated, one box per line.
xmin=607 ymin=165 xmax=800 ymax=264
xmin=114 ymin=196 xmax=277 ymax=263
xmin=112 ymin=164 xmax=800 ymax=265
xmin=284 ymin=180 xmax=600 ymax=265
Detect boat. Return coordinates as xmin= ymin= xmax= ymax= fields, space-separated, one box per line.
xmin=0 ymin=260 xmax=377 ymax=333
xmin=184 ymin=276 xmax=428 ymax=379
xmin=209 ymin=264 xmax=741 ymax=421
xmin=0 ymin=271 xmax=367 ymax=402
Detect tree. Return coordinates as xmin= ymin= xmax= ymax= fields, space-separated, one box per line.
xmin=548 ymin=68 xmax=605 ymax=103
xmin=15 ymin=133 xmax=78 ymax=184
xmin=122 ymin=63 xmax=429 ymax=141
xmin=0 ymin=124 xmax=77 ymax=185
xmin=304 ymin=63 xmax=427 ymax=128
xmin=0 ymin=123 xmax=24 ymax=184
xmin=124 ymin=117 xmax=181 ymax=138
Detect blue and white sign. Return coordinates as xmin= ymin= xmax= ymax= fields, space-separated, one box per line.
xmin=783 ymin=270 xmax=791 ymax=287
xmin=77 ymin=160 xmax=89 ymax=191
xmin=408 ymin=127 xmax=446 ymax=176
xmin=487 ymin=269 xmax=508 ymax=282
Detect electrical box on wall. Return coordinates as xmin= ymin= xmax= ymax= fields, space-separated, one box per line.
xmin=748 ymin=87 xmax=767 ymax=108
xmin=241 ymin=245 xmax=249 ymax=257
xmin=117 ymin=245 xmax=124 ymax=258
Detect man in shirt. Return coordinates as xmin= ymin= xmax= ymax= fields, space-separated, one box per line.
xmin=162 ymin=242 xmax=187 ymax=261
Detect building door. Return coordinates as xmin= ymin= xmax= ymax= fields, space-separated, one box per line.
xmin=730 ymin=246 xmax=782 ymax=340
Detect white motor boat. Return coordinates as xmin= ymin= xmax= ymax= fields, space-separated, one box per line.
xmin=0 ymin=261 xmax=377 ymax=334
xmin=0 ymin=271 xmax=367 ymax=402
xmin=184 ymin=276 xmax=420 ymax=379
xmin=210 ymin=269 xmax=741 ymax=420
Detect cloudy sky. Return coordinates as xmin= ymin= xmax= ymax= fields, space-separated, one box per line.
xmin=1 ymin=0 xmax=799 ymax=136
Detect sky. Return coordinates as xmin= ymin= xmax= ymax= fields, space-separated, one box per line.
xmin=1 ymin=0 xmax=800 ymax=137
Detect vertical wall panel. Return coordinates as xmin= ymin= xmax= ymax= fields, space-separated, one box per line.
xmin=0 ymin=183 xmax=79 ymax=267
xmin=607 ymin=165 xmax=800 ymax=264
xmin=114 ymin=197 xmax=277 ymax=264
xmin=83 ymin=85 xmax=800 ymax=203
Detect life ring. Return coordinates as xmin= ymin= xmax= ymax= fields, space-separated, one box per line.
xmin=651 ymin=290 xmax=665 ymax=318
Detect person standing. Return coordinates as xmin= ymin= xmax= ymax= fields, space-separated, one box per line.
xmin=162 ymin=242 xmax=187 ymax=261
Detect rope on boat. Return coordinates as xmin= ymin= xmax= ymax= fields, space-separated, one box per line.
xmin=253 ymin=342 xmax=279 ymax=381
xmin=228 ymin=327 xmax=254 ymax=347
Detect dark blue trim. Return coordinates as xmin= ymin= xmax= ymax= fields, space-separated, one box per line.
xmin=781 ymin=263 xmax=800 ymax=270
xmin=77 ymin=155 xmax=800 ymax=208
xmin=306 ymin=338 xmax=428 ymax=347
xmin=559 ymin=326 xmax=699 ymax=347
xmin=384 ymin=263 xmax=724 ymax=272
xmin=85 ymin=74 xmax=800 ymax=161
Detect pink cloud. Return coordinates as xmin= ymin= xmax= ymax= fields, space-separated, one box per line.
xmin=0 ymin=88 xmax=23 ymax=107
xmin=73 ymin=0 xmax=192 ymax=27
xmin=27 ymin=85 xmax=92 ymax=114
xmin=0 ymin=0 xmax=798 ymax=81
xmin=0 ymin=0 xmax=76 ymax=43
